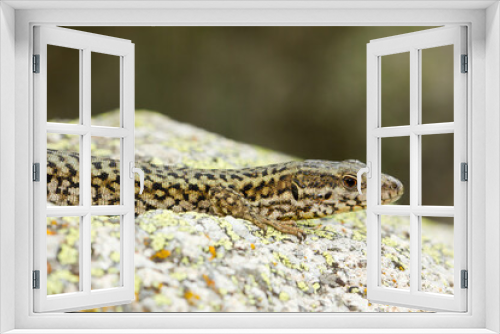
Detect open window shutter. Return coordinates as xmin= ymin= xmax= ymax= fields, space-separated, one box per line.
xmin=33 ymin=26 xmax=135 ymax=312
xmin=366 ymin=26 xmax=467 ymax=311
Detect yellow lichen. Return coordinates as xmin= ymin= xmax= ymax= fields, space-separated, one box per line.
xmin=57 ymin=244 xmax=78 ymax=265
xmin=214 ymin=238 xmax=233 ymax=251
xmin=134 ymin=274 xmax=142 ymax=294
xmin=150 ymin=233 xmax=167 ymax=251
xmin=260 ymin=272 xmax=271 ymax=288
xmin=279 ymin=292 xmax=290 ymax=301
xmin=139 ymin=222 xmax=157 ymax=234
xmin=110 ymin=251 xmax=120 ymax=263
xmin=46 ymin=270 xmax=79 ymax=295
xmin=323 ymin=251 xmax=334 ymax=266
xmin=154 ymin=294 xmax=172 ymax=306
xmin=297 ymin=281 xmax=308 ymax=292
xmin=66 ymin=227 xmax=80 ymax=246
xmin=170 ymin=271 xmax=187 ymax=281
xmin=382 ymin=236 xmax=399 ymax=248
xmin=91 ymin=268 xmax=105 ymax=277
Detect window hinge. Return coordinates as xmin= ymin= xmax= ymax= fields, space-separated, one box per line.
xmin=461 ymin=162 xmax=468 ymax=181
xmin=33 ymin=270 xmax=40 ymax=289
xmin=461 ymin=54 xmax=468 ymax=73
xmin=33 ymin=54 xmax=40 ymax=73
xmin=33 ymin=163 xmax=40 ymax=182
xmin=461 ymin=270 xmax=468 ymax=289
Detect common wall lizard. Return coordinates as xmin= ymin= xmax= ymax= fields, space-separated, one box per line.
xmin=47 ymin=149 xmax=403 ymax=240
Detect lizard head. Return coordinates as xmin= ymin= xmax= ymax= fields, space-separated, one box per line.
xmin=337 ymin=159 xmax=404 ymax=206
xmin=292 ymin=159 xmax=404 ymax=215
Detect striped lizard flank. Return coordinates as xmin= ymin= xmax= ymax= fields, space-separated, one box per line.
xmin=47 ymin=149 xmax=403 ymax=240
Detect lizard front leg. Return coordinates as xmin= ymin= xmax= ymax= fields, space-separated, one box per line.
xmin=208 ymin=186 xmax=306 ymax=241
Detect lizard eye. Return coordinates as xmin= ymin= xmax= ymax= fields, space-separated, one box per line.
xmin=342 ymin=175 xmax=357 ymax=190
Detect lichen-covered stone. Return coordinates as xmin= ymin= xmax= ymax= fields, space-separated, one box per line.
xmin=46 ymin=110 xmax=453 ymax=312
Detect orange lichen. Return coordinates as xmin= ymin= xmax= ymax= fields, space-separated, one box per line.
xmin=250 ymin=244 xmax=256 ymax=250
xmin=46 ymin=229 xmax=57 ymax=236
xmin=202 ymin=274 xmax=215 ymax=289
xmin=150 ymin=249 xmax=171 ymax=262
xmin=184 ymin=290 xmax=200 ymax=305
xmin=47 ymin=261 xmax=52 ymax=274
xmin=208 ymin=245 xmax=216 ymax=260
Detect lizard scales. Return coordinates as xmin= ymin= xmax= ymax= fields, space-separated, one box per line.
xmin=47 ymin=149 xmax=404 ymax=240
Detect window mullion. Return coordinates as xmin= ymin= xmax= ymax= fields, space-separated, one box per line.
xmin=81 ymin=213 xmax=91 ymax=293
xmin=409 ymin=47 xmax=420 ymax=295
xmin=365 ymin=47 xmax=380 ymax=294
xmin=81 ymin=48 xmax=92 ymax=294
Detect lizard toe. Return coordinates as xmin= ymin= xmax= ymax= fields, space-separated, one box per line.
xmin=296 ymin=228 xmax=307 ymax=242
xmin=280 ymin=220 xmax=298 ymax=227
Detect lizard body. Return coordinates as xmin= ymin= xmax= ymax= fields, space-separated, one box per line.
xmin=47 ymin=149 xmax=403 ymax=240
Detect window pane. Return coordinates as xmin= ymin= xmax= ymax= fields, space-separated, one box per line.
xmin=91 ymin=52 xmax=120 ymax=126
xmin=421 ymin=45 xmax=454 ymax=124
xmin=381 ymin=136 xmax=409 ymax=206
xmin=91 ymin=137 xmax=121 ymax=206
xmin=381 ymin=52 xmax=410 ymax=127
xmin=47 ymin=45 xmax=80 ymax=123
xmin=46 ymin=216 xmax=81 ymax=295
xmin=421 ymin=134 xmax=454 ymax=206
xmin=380 ymin=215 xmax=410 ymax=290
xmin=47 ymin=133 xmax=81 ymax=206
xmin=421 ymin=216 xmax=454 ymax=295
xmin=91 ymin=215 xmax=121 ymax=290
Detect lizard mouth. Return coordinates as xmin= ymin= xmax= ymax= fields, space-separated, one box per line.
xmin=337 ymin=174 xmax=403 ymax=208
xmin=381 ymin=176 xmax=404 ymax=204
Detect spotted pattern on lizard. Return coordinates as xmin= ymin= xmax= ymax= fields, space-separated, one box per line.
xmin=47 ymin=149 xmax=404 ymax=240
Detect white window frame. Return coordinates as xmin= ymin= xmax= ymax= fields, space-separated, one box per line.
xmin=366 ymin=26 xmax=468 ymax=312
xmin=0 ymin=2 xmax=498 ymax=333
xmin=33 ymin=26 xmax=136 ymax=312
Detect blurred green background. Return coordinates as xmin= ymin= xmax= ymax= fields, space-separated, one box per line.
xmin=48 ymin=26 xmax=455 ymax=207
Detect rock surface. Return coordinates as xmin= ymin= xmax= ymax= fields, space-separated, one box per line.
xmin=46 ymin=110 xmax=454 ymax=313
